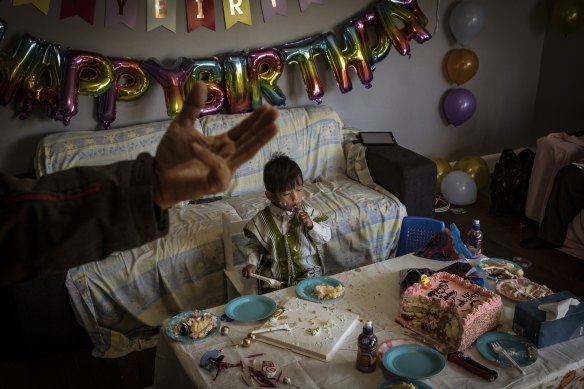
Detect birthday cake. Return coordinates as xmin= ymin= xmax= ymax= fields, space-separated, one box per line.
xmin=396 ymin=272 xmax=502 ymax=351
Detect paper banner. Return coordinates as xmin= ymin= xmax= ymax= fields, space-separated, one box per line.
xmin=222 ymin=0 xmax=252 ymax=30
xmin=147 ymin=0 xmax=177 ymax=32
xmin=60 ymin=0 xmax=97 ymax=25
xmin=186 ymin=0 xmax=216 ymax=32
xmin=298 ymin=0 xmax=322 ymax=12
xmin=105 ymin=0 xmax=138 ymax=29
xmin=261 ymin=0 xmax=288 ymax=22
xmin=12 ymin=0 xmax=50 ymax=15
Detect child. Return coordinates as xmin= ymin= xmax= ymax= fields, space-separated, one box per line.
xmin=242 ymin=153 xmax=331 ymax=291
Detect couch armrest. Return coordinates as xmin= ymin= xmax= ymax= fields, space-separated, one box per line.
xmin=366 ymin=145 xmax=436 ymax=218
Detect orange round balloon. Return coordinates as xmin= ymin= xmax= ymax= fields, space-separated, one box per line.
xmin=445 ymin=49 xmax=479 ymax=85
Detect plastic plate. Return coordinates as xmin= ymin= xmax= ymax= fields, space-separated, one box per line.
xmin=165 ymin=310 xmax=221 ymax=343
xmin=295 ymin=277 xmax=345 ymax=303
xmin=224 ymin=295 xmax=277 ymax=322
xmin=476 ymin=331 xmax=538 ymax=367
xmin=381 ymin=344 xmax=445 ymax=380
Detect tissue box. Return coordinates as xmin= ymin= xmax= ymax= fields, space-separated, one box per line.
xmin=512 ymin=291 xmax=584 ymax=348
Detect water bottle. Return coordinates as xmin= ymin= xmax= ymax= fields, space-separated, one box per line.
xmin=467 ymin=219 xmax=483 ymax=258
xmin=356 ymin=320 xmax=378 ymax=372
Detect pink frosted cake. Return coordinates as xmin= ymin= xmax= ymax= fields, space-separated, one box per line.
xmin=396 ymin=272 xmax=502 ymax=351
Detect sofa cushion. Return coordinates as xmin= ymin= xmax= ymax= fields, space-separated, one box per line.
xmin=33 ymin=119 xmax=192 ymax=177
xmin=200 ymin=105 xmax=346 ymax=196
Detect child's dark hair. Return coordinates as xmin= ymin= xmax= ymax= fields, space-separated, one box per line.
xmin=263 ymin=153 xmax=303 ymax=193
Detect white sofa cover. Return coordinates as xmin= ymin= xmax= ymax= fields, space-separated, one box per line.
xmin=34 ymin=105 xmax=406 ymax=357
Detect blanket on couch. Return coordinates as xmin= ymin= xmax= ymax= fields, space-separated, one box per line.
xmin=35 ymin=105 xmax=406 ymax=357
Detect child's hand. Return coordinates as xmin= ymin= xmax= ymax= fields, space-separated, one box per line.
xmin=297 ymin=209 xmax=313 ymax=229
xmin=242 ymin=264 xmax=257 ymax=278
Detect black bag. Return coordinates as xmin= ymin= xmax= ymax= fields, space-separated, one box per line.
xmin=489 ymin=148 xmax=535 ymax=216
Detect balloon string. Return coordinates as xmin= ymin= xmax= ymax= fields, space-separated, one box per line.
xmin=433 ymin=0 xmax=441 ymax=35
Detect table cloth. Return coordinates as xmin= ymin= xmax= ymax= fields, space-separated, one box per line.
xmin=152 ymin=254 xmax=584 ymax=389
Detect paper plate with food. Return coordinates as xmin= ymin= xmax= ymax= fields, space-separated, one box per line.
xmin=165 ymin=309 xmax=221 ymax=343
xmin=478 ymin=258 xmax=524 ymax=280
xmin=496 ymin=278 xmax=553 ymax=302
xmin=295 ymin=276 xmax=345 ymax=303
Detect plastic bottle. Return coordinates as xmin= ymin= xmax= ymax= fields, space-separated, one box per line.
xmin=467 ymin=219 xmax=483 ymax=258
xmin=356 ymin=319 xmax=378 ymax=372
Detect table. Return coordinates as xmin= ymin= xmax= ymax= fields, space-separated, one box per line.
xmin=152 ymin=254 xmax=584 ymax=389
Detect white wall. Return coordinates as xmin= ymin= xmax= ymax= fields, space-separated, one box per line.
xmin=0 ymin=0 xmax=549 ymax=174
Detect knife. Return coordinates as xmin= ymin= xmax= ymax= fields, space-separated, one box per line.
xmin=448 ymin=351 xmax=498 ymax=382
xmin=405 ymin=331 xmax=497 ymax=382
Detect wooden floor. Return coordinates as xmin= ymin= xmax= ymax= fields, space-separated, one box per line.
xmin=2 ymin=186 xmax=583 ymax=389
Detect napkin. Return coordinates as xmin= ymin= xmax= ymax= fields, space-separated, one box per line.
xmin=538 ymin=298 xmax=580 ymax=321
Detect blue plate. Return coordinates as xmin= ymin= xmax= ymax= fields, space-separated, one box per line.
xmin=295 ymin=277 xmax=345 ymax=303
xmin=377 ymin=379 xmax=432 ymax=389
xmin=476 ymin=331 xmax=538 ymax=367
xmin=478 ymin=258 xmax=524 ymax=279
xmin=224 ymin=295 xmax=276 ymax=322
xmin=382 ymin=344 xmax=445 ymax=380
xmin=165 ymin=310 xmax=221 ymax=343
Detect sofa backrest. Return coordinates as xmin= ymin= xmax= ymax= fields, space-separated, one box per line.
xmin=34 ymin=119 xmax=175 ymax=177
xmin=33 ymin=105 xmax=346 ymax=198
xmin=200 ymin=105 xmax=346 ymax=196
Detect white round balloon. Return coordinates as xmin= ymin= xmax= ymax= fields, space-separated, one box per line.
xmin=441 ymin=170 xmax=477 ymax=205
xmin=449 ymin=1 xmax=486 ymax=47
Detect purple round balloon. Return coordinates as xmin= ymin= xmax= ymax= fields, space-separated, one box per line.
xmin=443 ymin=88 xmax=477 ymax=126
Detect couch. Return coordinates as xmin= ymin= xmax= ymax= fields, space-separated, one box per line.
xmin=2 ymin=105 xmax=436 ymax=358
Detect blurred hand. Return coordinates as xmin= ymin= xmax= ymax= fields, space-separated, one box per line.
xmin=153 ymin=81 xmax=279 ymax=209
xmin=297 ymin=209 xmax=313 ymax=229
xmin=242 ymin=264 xmax=257 ymax=278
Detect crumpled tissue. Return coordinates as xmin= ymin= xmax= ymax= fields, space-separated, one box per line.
xmin=539 ymin=298 xmax=581 ymax=321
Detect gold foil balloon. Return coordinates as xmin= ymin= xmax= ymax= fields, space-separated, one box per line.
xmin=429 ymin=156 xmax=452 ymax=193
xmin=453 ymin=156 xmax=490 ymax=190
xmin=445 ymin=49 xmax=479 ymax=85
xmin=551 ymin=0 xmax=584 ymax=36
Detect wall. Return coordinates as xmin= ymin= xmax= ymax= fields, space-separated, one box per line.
xmin=534 ymin=5 xmax=584 ymax=138
xmin=0 ymin=0 xmax=549 ymax=174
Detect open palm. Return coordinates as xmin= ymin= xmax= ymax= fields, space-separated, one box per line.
xmin=153 ymin=81 xmax=278 ymax=209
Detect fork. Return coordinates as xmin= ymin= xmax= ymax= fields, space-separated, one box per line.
xmin=249 ymin=273 xmax=284 ymax=288
xmin=491 ymin=341 xmax=526 ymax=375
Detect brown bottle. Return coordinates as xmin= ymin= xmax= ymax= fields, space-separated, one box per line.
xmin=356 ymin=320 xmax=377 ymax=372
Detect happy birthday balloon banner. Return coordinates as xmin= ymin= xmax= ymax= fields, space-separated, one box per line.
xmin=0 ymin=0 xmax=431 ymax=129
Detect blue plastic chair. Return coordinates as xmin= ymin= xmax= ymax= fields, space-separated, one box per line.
xmin=396 ymin=216 xmax=446 ymax=256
